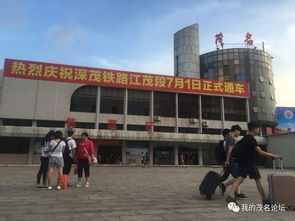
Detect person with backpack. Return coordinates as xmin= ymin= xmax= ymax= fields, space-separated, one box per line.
xmin=61 ymin=130 xmax=77 ymax=189
xmin=219 ymin=125 xmax=247 ymax=198
xmin=36 ymin=130 xmax=55 ymax=189
xmin=76 ymin=132 xmax=95 ymax=188
xmin=46 ymin=131 xmax=66 ymax=190
xmin=215 ymin=129 xmax=230 ymax=166
xmin=226 ymin=122 xmax=281 ymax=205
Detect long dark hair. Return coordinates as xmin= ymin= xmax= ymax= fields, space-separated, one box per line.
xmin=41 ymin=130 xmax=55 ymax=146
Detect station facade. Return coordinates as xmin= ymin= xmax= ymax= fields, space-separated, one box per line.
xmin=0 ymin=58 xmax=267 ymax=165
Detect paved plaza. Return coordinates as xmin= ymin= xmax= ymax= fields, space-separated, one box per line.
xmin=0 ymin=166 xmax=294 ymax=221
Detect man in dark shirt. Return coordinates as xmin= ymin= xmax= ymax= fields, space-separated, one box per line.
xmin=226 ymin=122 xmax=281 ymax=205
xmin=220 ymin=125 xmax=246 ymax=198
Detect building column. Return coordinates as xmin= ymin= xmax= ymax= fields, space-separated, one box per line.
xmin=149 ymin=142 xmax=154 ymax=166
xmin=32 ymin=120 xmax=37 ymax=127
xmin=124 ymin=88 xmax=128 ymax=131
xmin=27 ymin=138 xmax=35 ymax=165
xmin=221 ymin=97 xmax=225 ymax=129
xmin=175 ymin=93 xmax=179 ymax=133
xmin=150 ymin=91 xmax=154 ymax=132
xmin=246 ymin=99 xmax=250 ymax=122
xmin=122 ymin=140 xmax=127 ymax=165
xmin=95 ymin=86 xmax=101 ymax=129
xmin=94 ymin=145 xmax=98 ymax=159
xmin=198 ymin=95 xmax=203 ymax=134
xmin=174 ymin=144 xmax=179 ymax=165
xmin=198 ymin=146 xmax=203 ymax=166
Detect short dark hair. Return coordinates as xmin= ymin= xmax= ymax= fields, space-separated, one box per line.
xmin=222 ymin=129 xmax=230 ymax=137
xmin=54 ymin=131 xmax=63 ymax=139
xmin=68 ymin=130 xmax=74 ymax=137
xmin=231 ymin=125 xmax=242 ymax=132
xmin=81 ymin=132 xmax=89 ymax=137
xmin=247 ymin=122 xmax=260 ymax=131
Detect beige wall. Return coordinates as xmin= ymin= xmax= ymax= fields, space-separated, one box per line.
xmin=0 ymin=76 xmax=82 ymax=121
xmin=267 ymin=132 xmax=295 ymax=168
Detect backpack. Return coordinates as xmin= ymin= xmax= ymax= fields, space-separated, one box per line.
xmin=231 ymin=137 xmax=247 ymax=164
xmin=215 ymin=140 xmax=226 ymax=164
xmin=63 ymin=138 xmax=71 ymax=159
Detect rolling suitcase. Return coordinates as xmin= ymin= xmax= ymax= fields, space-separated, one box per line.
xmin=199 ymin=170 xmax=223 ymax=200
xmin=267 ymin=158 xmax=295 ymax=207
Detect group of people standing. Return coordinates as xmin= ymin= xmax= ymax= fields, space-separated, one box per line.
xmin=36 ymin=130 xmax=95 ymax=190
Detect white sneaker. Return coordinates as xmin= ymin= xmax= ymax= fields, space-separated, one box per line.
xmin=85 ymin=182 xmax=90 ymax=188
xmin=76 ymin=182 xmax=82 ymax=187
xmin=56 ymin=186 xmax=61 ymax=190
xmin=48 ymin=186 xmax=52 ymax=190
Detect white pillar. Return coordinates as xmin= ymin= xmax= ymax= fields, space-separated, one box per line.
xmin=198 ymin=147 xmax=203 ymax=166
xmin=27 ymin=138 xmax=35 ymax=165
xmin=124 ymin=88 xmax=128 ymax=131
xmin=198 ymin=95 xmax=203 ymax=134
xmin=122 ymin=141 xmax=127 ymax=165
xmin=149 ymin=142 xmax=154 ymax=166
xmin=246 ymin=99 xmax=250 ymax=122
xmin=174 ymin=144 xmax=179 ymax=165
xmin=95 ymin=86 xmax=101 ymax=129
xmin=221 ymin=97 xmax=225 ymax=129
xmin=150 ymin=91 xmax=154 ymax=132
xmin=175 ymin=93 xmax=179 ymax=133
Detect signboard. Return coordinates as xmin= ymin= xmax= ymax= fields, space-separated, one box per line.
xmin=3 ymin=58 xmax=249 ymax=97
xmin=276 ymin=107 xmax=295 ymax=133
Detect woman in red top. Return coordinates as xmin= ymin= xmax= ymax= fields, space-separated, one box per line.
xmin=75 ymin=132 xmax=94 ymax=188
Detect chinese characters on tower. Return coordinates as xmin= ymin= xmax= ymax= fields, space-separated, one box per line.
xmin=215 ymin=32 xmax=224 ymax=49
xmin=245 ymin=32 xmax=254 ymax=47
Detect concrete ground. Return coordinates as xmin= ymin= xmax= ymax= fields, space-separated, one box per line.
xmin=0 ymin=166 xmax=294 ymax=221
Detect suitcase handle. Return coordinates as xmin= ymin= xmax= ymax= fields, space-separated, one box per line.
xmin=272 ymin=157 xmax=283 ymax=173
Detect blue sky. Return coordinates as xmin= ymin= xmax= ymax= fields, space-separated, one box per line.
xmin=1 ymin=0 xmax=295 ymax=106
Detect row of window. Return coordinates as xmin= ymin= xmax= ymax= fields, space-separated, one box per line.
xmin=70 ymin=86 xmax=247 ymax=120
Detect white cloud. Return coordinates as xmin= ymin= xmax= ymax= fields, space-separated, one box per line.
xmin=85 ymin=53 xmax=173 ymax=76
xmin=47 ymin=24 xmax=86 ymax=47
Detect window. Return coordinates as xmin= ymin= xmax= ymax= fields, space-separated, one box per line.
xmin=259 ymin=76 xmax=264 ymax=82
xmin=75 ymin=122 xmax=95 ymax=129
xmin=2 ymin=119 xmax=32 ymax=126
xmin=100 ymin=87 xmax=124 ymax=114
xmin=178 ymin=127 xmax=198 ymax=134
xmin=99 ymin=123 xmax=123 ymax=130
xmin=178 ymin=94 xmax=198 ymax=118
xmin=202 ymin=96 xmax=221 ymax=120
xmin=128 ymin=89 xmax=150 ymax=116
xmin=0 ymin=137 xmax=30 ymax=154
xmin=154 ymin=126 xmax=175 ymax=133
xmin=224 ymin=98 xmax=247 ymax=121
xmin=235 ymin=74 xmax=246 ymax=82
xmin=127 ymin=125 xmax=146 ymax=131
xmin=253 ymin=107 xmax=259 ymax=113
xmin=37 ymin=120 xmax=65 ymax=128
xmin=154 ymin=92 xmax=176 ymax=117
xmin=70 ymin=86 xmax=97 ymax=113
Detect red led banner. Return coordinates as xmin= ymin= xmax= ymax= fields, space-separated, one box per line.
xmin=3 ymin=58 xmax=249 ymax=97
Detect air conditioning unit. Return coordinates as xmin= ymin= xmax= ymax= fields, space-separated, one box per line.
xmin=189 ymin=118 xmax=197 ymax=124
xmin=202 ymin=121 xmax=208 ymax=128
xmin=154 ymin=116 xmax=161 ymax=122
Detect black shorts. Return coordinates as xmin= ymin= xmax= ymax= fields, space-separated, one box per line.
xmin=239 ymin=164 xmax=261 ymax=180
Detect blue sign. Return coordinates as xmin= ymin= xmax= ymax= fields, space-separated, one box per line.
xmin=276 ymin=107 xmax=295 ymax=133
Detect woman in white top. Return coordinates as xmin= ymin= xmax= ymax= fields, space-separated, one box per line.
xmin=46 ymin=131 xmax=66 ymax=190
xmin=36 ymin=130 xmax=55 ymax=188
